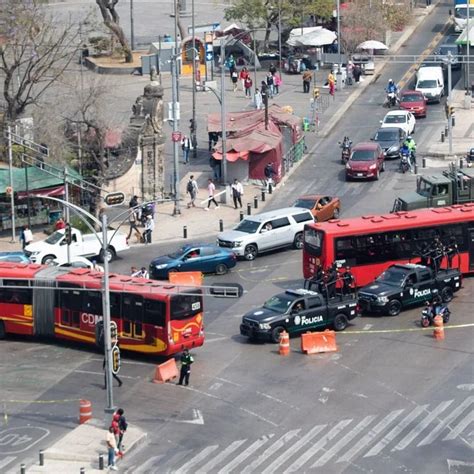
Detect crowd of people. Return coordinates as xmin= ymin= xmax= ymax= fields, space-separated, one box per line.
xmin=305 ymin=263 xmax=356 ymax=299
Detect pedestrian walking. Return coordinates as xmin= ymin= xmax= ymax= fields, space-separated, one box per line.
xmin=208 ymin=131 xmax=218 ymax=151
xmin=103 ymin=356 xmax=123 ymax=388
xmin=181 ymin=135 xmax=191 ymax=164
xmin=205 ymin=178 xmax=219 ymax=210
xmin=254 ymin=88 xmax=263 ymax=109
xmin=328 ymin=72 xmax=335 ymax=96
xmin=143 ymin=215 xmax=154 ymax=244
xmin=244 ymin=76 xmax=253 ymax=97
xmin=20 ymin=225 xmax=33 ymax=249
xmin=106 ymin=426 xmax=118 ymax=470
xmin=231 ymin=69 xmax=239 ymax=92
xmin=264 ymin=162 xmax=276 ymax=191
xmin=239 ymin=67 xmax=249 ymax=91
xmin=302 ymin=70 xmax=312 ymax=93
xmin=113 ymin=408 xmax=128 ymax=453
xmin=266 ymin=72 xmax=274 ymax=98
xmin=178 ymin=348 xmax=194 ymax=386
xmin=231 ymin=178 xmax=243 ymax=209
xmin=273 ymin=72 xmax=282 ymax=94
xmin=269 ymin=63 xmax=277 ymax=75
xmin=186 ymin=175 xmax=198 ymax=208
xmin=126 ymin=209 xmax=141 ymax=243
xmin=226 ymin=54 xmax=236 ymax=80
xmin=353 ymin=64 xmax=362 ymax=83
xmin=55 ymin=217 xmax=66 ymax=230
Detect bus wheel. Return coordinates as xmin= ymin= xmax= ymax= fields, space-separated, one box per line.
xmin=271 ymin=326 xmax=285 ymax=344
xmin=42 ymin=255 xmax=56 ymax=265
xmin=387 ymin=300 xmax=402 ymax=316
xmin=441 ymin=287 xmax=453 ymax=303
xmin=333 ymin=314 xmax=348 ymax=331
xmin=0 ymin=321 xmax=5 ymax=339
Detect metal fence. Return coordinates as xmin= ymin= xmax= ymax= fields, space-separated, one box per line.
xmin=282 ymin=136 xmax=306 ymax=174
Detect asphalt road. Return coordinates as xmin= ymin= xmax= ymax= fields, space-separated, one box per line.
xmin=1 ymin=3 xmax=473 ymax=473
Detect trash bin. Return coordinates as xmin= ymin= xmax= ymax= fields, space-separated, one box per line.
xmin=303 ymin=118 xmax=310 ymax=132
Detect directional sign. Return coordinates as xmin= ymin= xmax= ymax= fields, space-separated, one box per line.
xmin=104 ymin=191 xmax=125 ymax=206
xmin=206 ymin=51 xmax=214 ymax=62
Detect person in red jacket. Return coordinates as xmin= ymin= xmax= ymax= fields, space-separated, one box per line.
xmin=239 ymin=67 xmax=249 ymax=91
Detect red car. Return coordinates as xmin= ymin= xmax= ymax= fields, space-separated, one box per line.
xmin=345 ymin=142 xmax=385 ymax=181
xmin=399 ymin=90 xmax=427 ymax=118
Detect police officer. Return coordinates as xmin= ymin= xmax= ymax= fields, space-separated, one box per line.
xmin=326 ymin=264 xmax=338 ymax=299
xmin=305 ymin=265 xmax=323 ymax=291
xmin=342 ymin=266 xmax=355 ymax=295
xmin=178 ymin=349 xmax=194 ymax=386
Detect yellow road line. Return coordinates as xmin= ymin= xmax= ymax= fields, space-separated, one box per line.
xmin=341 ymin=323 xmax=474 ymax=335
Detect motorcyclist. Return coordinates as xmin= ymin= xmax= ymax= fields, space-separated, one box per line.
xmin=340 ymin=136 xmax=352 ymax=163
xmin=404 ymin=136 xmax=416 ymax=170
xmin=386 ymin=79 xmax=398 ymax=94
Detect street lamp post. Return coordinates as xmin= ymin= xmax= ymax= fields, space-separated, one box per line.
xmin=278 ymin=0 xmax=282 ymax=76
xmin=130 ymin=0 xmax=135 ymax=51
xmin=336 ymin=0 xmax=343 ymax=90
xmin=191 ymin=0 xmax=197 ymax=158
xmin=7 ymin=125 xmax=16 ymax=242
xmin=220 ymin=39 xmax=228 ymax=189
xmin=171 ymin=47 xmax=181 ymax=215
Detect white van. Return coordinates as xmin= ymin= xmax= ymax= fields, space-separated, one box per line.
xmin=415 ymin=66 xmax=444 ymax=103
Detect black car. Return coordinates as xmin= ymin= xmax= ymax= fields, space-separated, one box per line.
xmin=358 ymin=264 xmax=462 ymax=316
xmin=240 ymin=289 xmax=359 ymax=343
xmin=371 ymin=127 xmax=406 ymax=159
xmin=435 ymin=44 xmax=461 ymax=70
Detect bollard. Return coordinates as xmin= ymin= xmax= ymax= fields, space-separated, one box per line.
xmin=414 ymin=164 xmax=418 ymax=175
xmin=239 ymin=211 xmax=244 ymax=221
xmin=219 ymin=219 xmax=223 ymax=232
xmin=183 ymin=226 xmax=187 ymax=239
xmin=99 ymin=454 xmax=104 ymax=470
xmin=80 ymin=468 xmax=85 ymax=474
xmin=445 ymin=125 xmax=448 ymax=136
xmin=254 ymin=196 xmax=258 ymax=209
xmin=247 ymin=203 xmax=251 ymax=215
xmin=460 ymin=158 xmax=464 ymax=169
xmin=268 ymin=183 xmax=273 ymax=194
xmin=261 ymin=190 xmax=266 ymax=202
xmin=20 ymin=464 xmax=26 ymax=474
xmin=452 ymin=116 xmax=455 ymax=127
xmin=422 ymin=158 xmax=426 ymax=168
xmin=441 ymin=131 xmax=445 ymax=142
xmin=39 ymin=449 xmax=44 ymax=466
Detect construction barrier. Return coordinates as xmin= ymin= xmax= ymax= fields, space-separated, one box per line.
xmin=301 ymin=330 xmax=338 ymax=354
xmin=433 ymin=315 xmax=445 ymax=341
xmin=79 ymin=399 xmax=92 ymax=424
xmin=279 ymin=331 xmax=290 ymax=356
xmin=169 ymin=271 xmax=203 ymax=286
xmin=153 ymin=358 xmax=179 ymax=383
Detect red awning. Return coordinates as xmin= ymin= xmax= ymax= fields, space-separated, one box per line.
xmin=17 ymin=185 xmax=65 ymax=199
xmin=212 ymin=150 xmax=250 ymax=161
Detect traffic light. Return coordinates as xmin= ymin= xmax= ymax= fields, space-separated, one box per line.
xmin=110 ymin=321 xmax=118 ymax=345
xmin=313 ymin=87 xmax=320 ymax=99
xmin=104 ymin=192 xmax=125 ymax=207
xmin=445 ymin=104 xmax=455 ymax=118
xmin=65 ymin=224 xmax=72 ymax=245
xmin=112 ymin=345 xmax=121 ymax=375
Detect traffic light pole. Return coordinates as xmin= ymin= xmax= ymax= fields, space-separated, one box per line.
xmin=447 ymin=54 xmax=453 ymax=154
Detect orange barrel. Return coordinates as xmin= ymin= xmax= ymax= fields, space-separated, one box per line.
xmin=279 ymin=331 xmax=290 ymax=356
xmin=79 ymin=399 xmax=92 ymax=424
xmin=433 ymin=315 xmax=445 ymax=340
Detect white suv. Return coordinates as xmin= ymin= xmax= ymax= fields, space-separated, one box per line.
xmin=217 ymin=207 xmax=314 ymax=261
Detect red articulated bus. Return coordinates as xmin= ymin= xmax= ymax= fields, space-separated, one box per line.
xmin=0 ymin=263 xmax=204 ymax=355
xmin=303 ymin=204 xmax=474 ymax=287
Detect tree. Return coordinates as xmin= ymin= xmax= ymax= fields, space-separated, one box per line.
xmin=95 ymin=0 xmax=133 ymax=63
xmin=0 ymin=1 xmax=81 ymax=124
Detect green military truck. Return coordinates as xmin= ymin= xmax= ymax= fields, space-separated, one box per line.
xmin=392 ymin=165 xmax=474 ymax=212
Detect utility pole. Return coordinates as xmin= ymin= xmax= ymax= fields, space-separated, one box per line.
xmin=278 ymin=0 xmax=282 ymax=76
xmin=173 ymin=0 xmax=180 ymax=102
xmin=191 ymin=0 xmax=197 ymax=158
xmin=130 ymin=0 xmax=135 ymax=50
xmin=171 ymin=48 xmax=181 ymax=215
xmin=447 ymin=52 xmax=453 ymax=154
xmin=466 ymin=1 xmax=471 ymax=93
xmin=7 ymin=125 xmax=16 ymax=242
xmin=336 ymin=0 xmax=343 ymax=90
xmin=220 ymin=39 xmax=228 ymax=189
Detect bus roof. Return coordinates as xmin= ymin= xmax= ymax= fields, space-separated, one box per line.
xmin=0 ymin=262 xmax=44 ymax=278
xmin=310 ymin=204 xmax=474 ymax=236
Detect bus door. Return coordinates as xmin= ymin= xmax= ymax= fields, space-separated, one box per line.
xmin=469 ymin=228 xmax=474 ymax=271
xmin=122 ymin=294 xmax=144 ymax=340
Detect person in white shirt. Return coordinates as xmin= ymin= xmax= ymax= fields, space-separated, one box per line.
xmin=205 ymin=178 xmax=219 ymax=210
xmin=144 ymin=215 xmax=154 ymax=243
xmin=231 ymin=178 xmax=243 ymax=209
xmin=138 ymin=267 xmax=149 ymax=278
xmin=106 ymin=426 xmax=118 ymax=470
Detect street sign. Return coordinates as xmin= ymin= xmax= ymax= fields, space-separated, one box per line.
xmin=104 ymin=191 xmax=125 ymax=207
xmin=188 ymin=23 xmax=220 ymax=34
xmin=172 ymin=131 xmax=182 ymax=142
xmin=206 ymin=51 xmax=214 ymax=62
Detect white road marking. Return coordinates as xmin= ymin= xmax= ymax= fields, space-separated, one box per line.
xmin=239 ymin=407 xmax=278 ymax=427
xmin=175 ymin=445 xmax=219 ymax=473
xmin=196 ymin=440 xmax=247 ymax=473
xmin=312 ymin=415 xmax=376 ymax=467
xmin=205 ymin=337 xmax=229 ymax=343
xmin=457 ymin=384 xmax=474 ymax=391
xmin=175 ymin=409 xmax=204 ymax=425
xmin=240 ymin=430 xmax=301 ymax=474
xmin=261 ymin=424 xmax=327 ymax=474
xmin=364 ymin=404 xmax=428 ymax=457
xmin=418 ymin=396 xmax=474 ymax=446
xmin=209 ymin=382 xmax=222 ymax=391
xmin=284 ymin=419 xmax=352 ymax=473
xmin=0 ymin=457 xmax=16 ymax=470
xmin=392 ymin=400 xmax=453 ymax=451
xmin=363 ymin=324 xmax=373 ymax=330
xmin=337 ymin=410 xmax=404 ymax=463
xmin=128 ymin=455 xmax=164 ymax=474
xmin=443 ymin=410 xmax=474 ymax=441
xmin=217 ymin=436 xmax=273 ymax=474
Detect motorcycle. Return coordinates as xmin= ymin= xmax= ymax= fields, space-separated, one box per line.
xmin=384 ymin=91 xmax=398 ymax=108
xmin=399 ymin=150 xmax=410 ymax=173
xmin=421 ymin=303 xmax=451 ymax=328
xmin=339 ymin=138 xmax=352 ymax=164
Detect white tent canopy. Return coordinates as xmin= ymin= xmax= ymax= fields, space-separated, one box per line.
xmin=357 ymin=40 xmax=388 ymax=50
xmin=287 ymin=27 xmax=337 ymax=47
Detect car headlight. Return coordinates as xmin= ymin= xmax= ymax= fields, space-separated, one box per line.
xmin=259 ymin=323 xmax=271 ymax=330
xmin=377 ymin=296 xmax=389 ymax=303
xmin=369 ymin=164 xmax=377 ymax=170
xmin=155 ymin=264 xmax=168 ymax=270
xmin=233 ymin=241 xmax=243 ymax=247
xmin=345 ymin=163 xmax=351 ymax=169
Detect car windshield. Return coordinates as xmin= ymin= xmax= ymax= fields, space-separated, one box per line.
xmin=455 ymin=6 xmax=474 ymax=18
xmin=351 ymin=150 xmax=375 ymax=161
xmin=374 ymin=130 xmax=398 ymax=141
xmin=417 ymin=178 xmax=433 ymax=197
xmin=376 ymin=268 xmax=408 ymax=286
xmin=168 ymin=246 xmax=189 ymax=259
xmin=417 ymin=80 xmax=437 ymax=88
xmin=293 ymin=199 xmax=315 ymax=209
xmin=263 ymin=294 xmax=294 ymax=313
xmin=401 ymin=94 xmax=423 ymax=103
xmin=438 ymin=46 xmax=457 ymax=56
xmin=45 ymin=231 xmax=64 ymax=245
xmin=234 ymin=219 xmax=260 ymax=233
xmin=384 ymin=115 xmax=406 ymax=124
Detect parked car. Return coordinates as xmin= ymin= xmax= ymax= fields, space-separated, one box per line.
xmin=52 ymin=256 xmax=97 ymax=269
xmin=380 ymin=110 xmax=416 ymax=136
xmin=292 ymin=195 xmax=340 ymax=221
xmin=217 ymin=207 xmax=314 ymax=261
xmin=345 ymin=142 xmax=385 ymax=181
xmin=0 ymin=251 xmax=30 ymax=263
xmin=24 ymin=227 xmax=129 ymax=264
xmin=398 ymin=90 xmax=427 ymax=118
xmin=371 ymin=127 xmax=406 ymax=159
xmin=149 ymin=244 xmax=237 ymax=279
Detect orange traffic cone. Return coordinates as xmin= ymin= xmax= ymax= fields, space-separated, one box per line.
xmin=279 ymin=330 xmax=290 ymax=356
xmin=433 ymin=315 xmax=445 ymax=340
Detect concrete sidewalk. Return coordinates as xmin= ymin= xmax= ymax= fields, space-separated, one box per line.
xmin=22 ymin=419 xmax=147 ymax=473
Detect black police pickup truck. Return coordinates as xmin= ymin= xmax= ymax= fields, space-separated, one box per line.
xmin=240 ymin=289 xmax=359 ymax=343
xmin=358 ymin=263 xmax=462 ymax=316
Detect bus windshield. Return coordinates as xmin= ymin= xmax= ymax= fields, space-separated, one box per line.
xmin=376 ymin=267 xmax=408 ymax=286
xmin=304 ymin=228 xmax=323 ymax=255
